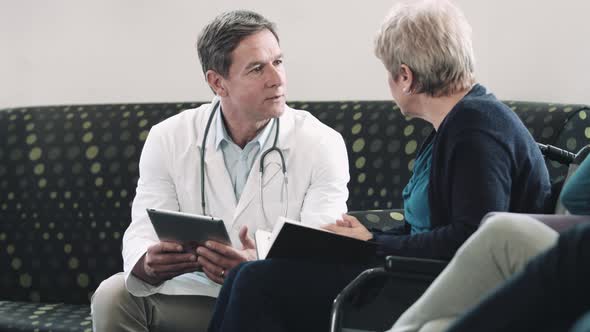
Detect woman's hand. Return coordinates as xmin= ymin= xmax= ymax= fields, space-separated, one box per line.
xmin=322 ymin=214 xmax=374 ymax=241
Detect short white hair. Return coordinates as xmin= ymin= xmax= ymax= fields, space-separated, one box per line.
xmin=375 ymin=0 xmax=475 ymax=97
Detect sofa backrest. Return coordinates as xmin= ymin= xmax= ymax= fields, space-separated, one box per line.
xmin=0 ymin=100 xmax=588 ymax=304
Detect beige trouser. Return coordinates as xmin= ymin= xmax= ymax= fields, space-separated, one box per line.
xmin=91 ymin=273 xmax=216 ymax=332
xmin=389 ymin=213 xmax=559 ymax=332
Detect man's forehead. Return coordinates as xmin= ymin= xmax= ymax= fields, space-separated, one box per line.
xmin=230 ymin=31 xmax=282 ymax=65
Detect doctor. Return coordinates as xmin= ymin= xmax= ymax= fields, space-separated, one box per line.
xmin=91 ymin=10 xmax=349 ymax=332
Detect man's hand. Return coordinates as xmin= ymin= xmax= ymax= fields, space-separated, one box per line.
xmin=196 ymin=226 xmax=257 ymax=284
xmin=132 ymin=242 xmax=201 ymax=285
xmin=322 ymin=214 xmax=374 ymax=241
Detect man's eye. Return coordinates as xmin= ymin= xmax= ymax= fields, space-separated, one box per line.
xmin=274 ymin=59 xmax=283 ymax=66
xmin=250 ymin=66 xmax=263 ymax=73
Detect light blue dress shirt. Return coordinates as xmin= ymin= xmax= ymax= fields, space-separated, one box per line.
xmin=214 ymin=111 xmax=274 ymax=201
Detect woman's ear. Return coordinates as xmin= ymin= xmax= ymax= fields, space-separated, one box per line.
xmin=398 ymin=64 xmax=414 ymax=94
xmin=206 ymin=70 xmax=228 ymax=97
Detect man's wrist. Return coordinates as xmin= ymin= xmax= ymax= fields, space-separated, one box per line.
xmin=131 ymin=254 xmax=162 ymax=285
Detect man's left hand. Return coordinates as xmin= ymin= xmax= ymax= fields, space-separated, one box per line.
xmin=322 ymin=214 xmax=374 ymax=241
xmin=196 ymin=226 xmax=257 ymax=284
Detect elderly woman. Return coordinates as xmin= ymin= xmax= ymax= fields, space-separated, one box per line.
xmin=207 ymin=1 xmax=551 ymax=331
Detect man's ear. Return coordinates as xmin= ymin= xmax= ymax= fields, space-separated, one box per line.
xmin=205 ymin=70 xmax=228 ymax=97
xmin=398 ymin=64 xmax=414 ymax=93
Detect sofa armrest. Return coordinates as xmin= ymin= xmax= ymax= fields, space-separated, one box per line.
xmin=347 ymin=209 xmax=406 ymax=232
xmin=481 ymin=212 xmax=590 ymax=233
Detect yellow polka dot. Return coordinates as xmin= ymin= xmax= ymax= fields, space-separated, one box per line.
xmin=139 ymin=130 xmax=149 ymax=141
xmin=82 ymin=121 xmax=92 ymax=129
xmin=106 ymin=190 xmax=114 ymax=198
xmin=0 ymin=233 xmax=5 ymax=241
xmin=77 ymin=273 xmax=90 ymax=288
xmin=57 ymin=232 xmax=64 ymax=240
xmin=351 ymin=123 xmax=362 ymax=135
xmin=355 ymin=157 xmax=366 ymax=169
xmin=405 ymin=140 xmax=417 ymax=155
xmin=366 ymin=214 xmax=380 ymax=223
xmin=50 ymin=192 xmax=57 ymax=199
xmin=26 ymin=123 xmax=35 ymax=131
xmin=390 ymin=212 xmax=405 ymax=221
xmin=353 ymin=112 xmax=362 ymax=120
xmin=38 ymin=178 xmax=47 ymax=188
xmin=352 ymin=138 xmax=365 ymax=152
xmin=20 ymin=273 xmax=32 ymax=288
xmin=69 ymin=257 xmax=79 ymax=269
xmin=137 ymin=110 xmax=145 ymax=117
xmin=26 ymin=134 xmax=37 ymax=145
xmin=29 ymin=147 xmax=42 ymax=161
xmin=95 ymin=177 xmax=104 ymax=186
xmin=564 ymin=107 xmax=573 ymax=113
xmin=123 ymin=111 xmax=130 ymax=118
xmin=64 ymin=244 xmax=72 ymax=254
xmin=11 ymin=258 xmax=22 ymax=270
xmin=580 ymin=111 xmax=587 ymax=120
xmin=357 ymin=173 xmax=366 ymax=183
xmin=81 ymin=321 xmax=91 ymax=326
xmin=367 ymin=188 xmax=374 ymax=196
xmin=7 ymin=244 xmax=15 ymax=255
xmin=121 ymin=190 xmax=128 ymax=198
xmin=585 ymin=127 xmax=590 ymax=139
xmin=139 ymin=119 xmax=148 ymax=128
xmin=91 ymin=162 xmax=101 ymax=174
xmin=380 ymin=188 xmax=388 ymax=197
xmin=8 ymin=192 xmax=15 ymax=200
xmin=42 ymin=232 xmax=50 ymax=240
xmin=404 ymin=125 xmax=414 ymax=136
xmin=408 ymin=159 xmax=416 ymax=171
xmin=86 ymin=146 xmax=99 ymax=159
xmin=34 ymin=164 xmax=45 ymax=175
xmin=82 ymin=132 xmax=93 ymax=143
xmin=567 ymin=138 xmax=577 ymax=151
xmin=548 ymin=106 xmax=557 ymax=113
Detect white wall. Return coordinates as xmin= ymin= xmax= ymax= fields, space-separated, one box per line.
xmin=1 ymin=0 xmax=589 ymax=108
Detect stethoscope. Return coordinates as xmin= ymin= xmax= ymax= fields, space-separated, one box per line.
xmin=200 ymin=99 xmax=288 ymax=223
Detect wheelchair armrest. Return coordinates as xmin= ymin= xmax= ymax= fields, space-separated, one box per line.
xmin=385 ymin=255 xmax=448 ymax=275
xmin=330 ymin=267 xmax=389 ymax=332
xmin=330 ymin=257 xmax=449 ymax=332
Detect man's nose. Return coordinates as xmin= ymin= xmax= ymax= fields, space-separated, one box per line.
xmin=266 ymin=64 xmax=284 ymax=88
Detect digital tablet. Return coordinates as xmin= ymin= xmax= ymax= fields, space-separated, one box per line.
xmin=146 ymin=208 xmax=232 ymax=251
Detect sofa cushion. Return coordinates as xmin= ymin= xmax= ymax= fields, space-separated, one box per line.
xmin=0 ymin=301 xmax=91 ymax=332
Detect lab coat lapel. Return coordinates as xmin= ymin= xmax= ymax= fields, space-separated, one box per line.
xmin=201 ymin=114 xmax=238 ymax=224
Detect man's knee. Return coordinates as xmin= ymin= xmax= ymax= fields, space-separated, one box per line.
xmin=91 ymin=273 xmax=136 ymax=316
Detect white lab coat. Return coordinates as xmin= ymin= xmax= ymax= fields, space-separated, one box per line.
xmin=122 ymin=99 xmax=350 ymax=298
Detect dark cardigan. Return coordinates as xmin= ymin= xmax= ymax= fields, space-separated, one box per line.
xmin=372 ymin=84 xmax=551 ymax=260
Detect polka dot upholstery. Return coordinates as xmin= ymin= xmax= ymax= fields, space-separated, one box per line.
xmin=0 ymin=100 xmax=588 ymax=331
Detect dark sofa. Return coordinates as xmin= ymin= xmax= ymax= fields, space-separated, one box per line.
xmin=1 ymin=100 xmax=589 ymax=331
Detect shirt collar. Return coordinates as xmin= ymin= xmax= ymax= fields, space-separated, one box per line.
xmin=214 ymin=108 xmax=275 ymax=151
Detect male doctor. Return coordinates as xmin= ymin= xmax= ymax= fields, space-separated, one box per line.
xmin=90 ymin=10 xmax=349 ymax=332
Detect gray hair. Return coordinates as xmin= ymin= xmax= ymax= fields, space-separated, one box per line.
xmin=197 ymin=10 xmax=279 ymax=78
xmin=374 ymin=0 xmax=475 ymax=97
